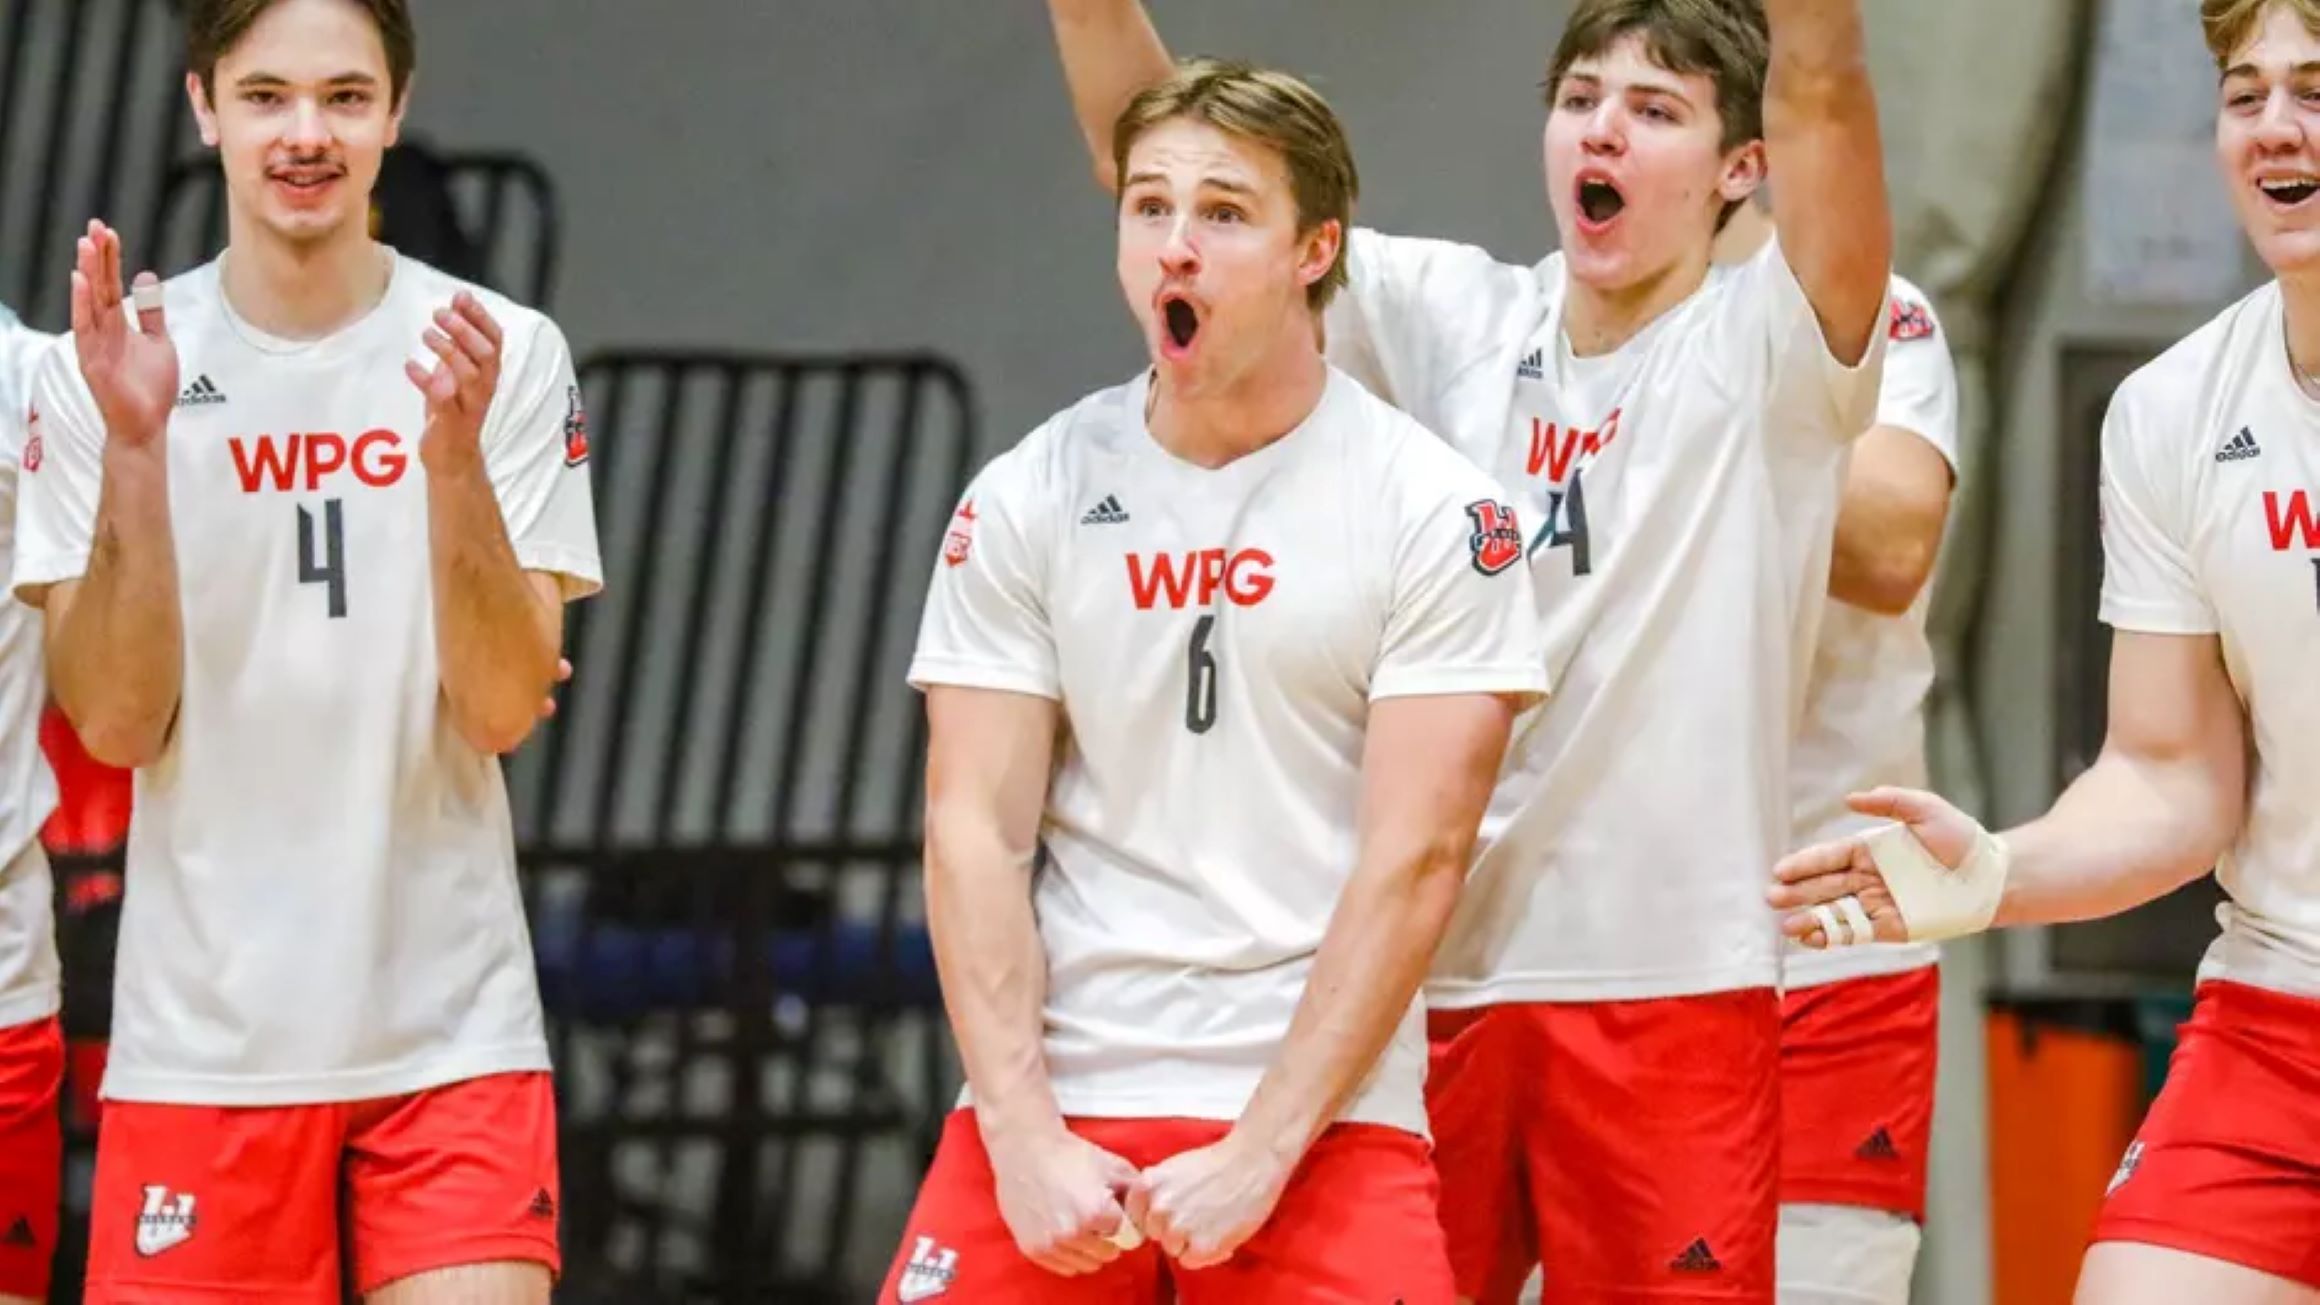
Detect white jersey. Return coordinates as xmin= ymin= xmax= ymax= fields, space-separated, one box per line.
xmin=0 ymin=305 xmax=59 ymax=1029
xmin=2099 ymin=280 xmax=2320 ymax=1000
xmin=1328 ymin=232 xmax=1886 ymax=1004
xmin=1784 ymin=278 xmax=1959 ymax=991
xmin=10 ymin=254 xmax=602 ymax=1104
xmin=909 ymin=368 xmax=1547 ymax=1135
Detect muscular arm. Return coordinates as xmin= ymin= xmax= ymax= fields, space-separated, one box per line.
xmin=1047 ymin=0 xmax=1175 ymax=191
xmin=1232 ymin=692 xmax=1516 ymax=1162
xmin=1764 ymin=0 xmax=1892 ymax=365
xmin=1826 ymin=424 xmax=1952 ymax=616
xmin=38 ymin=440 xmax=181 ymax=767
xmin=922 ymin=685 xmax=1067 ymax=1145
xmin=1992 ymin=631 xmax=2245 ymax=926
xmin=424 ymin=442 xmax=564 ymax=755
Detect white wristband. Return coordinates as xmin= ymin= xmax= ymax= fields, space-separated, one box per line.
xmin=1861 ymin=819 xmax=2009 ymax=942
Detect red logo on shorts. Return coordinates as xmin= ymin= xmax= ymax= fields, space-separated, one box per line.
xmin=1465 ymin=499 xmax=1524 ymax=575
xmin=563 ymin=386 xmax=590 ymax=467
xmin=942 ymin=497 xmax=978 ymax=568
xmin=1890 ymin=298 xmax=1935 ymax=343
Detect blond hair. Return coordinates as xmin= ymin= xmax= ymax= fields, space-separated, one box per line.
xmin=2203 ymin=0 xmax=2320 ymax=66
xmin=1112 ymin=58 xmax=1360 ymax=310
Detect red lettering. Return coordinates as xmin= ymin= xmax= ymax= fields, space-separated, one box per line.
xmin=1128 ymin=552 xmax=1194 ymax=610
xmin=303 ymin=432 xmax=347 ymax=490
xmin=351 ymin=429 xmax=407 ymax=487
xmin=1224 ymin=549 xmax=1274 ymax=604
xmin=2266 ymin=490 xmax=2320 ymax=551
xmin=1526 ymin=408 xmax=1620 ymax=482
xmin=1127 ymin=548 xmax=1275 ymax=609
xmin=229 ymin=435 xmax=300 ymax=492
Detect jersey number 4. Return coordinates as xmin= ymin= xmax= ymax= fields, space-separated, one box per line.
xmin=298 ymin=500 xmax=348 ymax=618
xmin=1538 ymin=471 xmax=1591 ymax=576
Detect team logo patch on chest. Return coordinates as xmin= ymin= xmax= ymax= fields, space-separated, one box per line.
xmin=1466 ymin=499 xmax=1524 ymax=575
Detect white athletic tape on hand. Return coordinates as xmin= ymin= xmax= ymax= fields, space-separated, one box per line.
xmin=1810 ymin=904 xmax=1845 ymax=946
xmin=1861 ymin=820 xmax=2009 ymax=943
xmin=1106 ymin=1219 xmax=1144 ymax=1251
xmin=1836 ymin=894 xmax=1877 ymax=948
xmin=132 ymin=280 xmax=164 ymax=314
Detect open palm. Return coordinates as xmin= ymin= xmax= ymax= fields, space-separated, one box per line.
xmin=70 ymin=220 xmax=177 ymax=448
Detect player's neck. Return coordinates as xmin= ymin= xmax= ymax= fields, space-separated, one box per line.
xmin=1561 ymin=246 xmax=1712 ymax=358
xmin=1146 ymin=335 xmax=1329 ymax=470
xmin=2280 ymin=271 xmax=2320 ymax=400
xmin=220 ymin=220 xmax=393 ymax=343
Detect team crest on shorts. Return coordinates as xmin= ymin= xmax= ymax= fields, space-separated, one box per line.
xmin=942 ymin=497 xmax=978 ymax=568
xmin=134 ymin=1184 xmax=197 ymax=1257
xmin=896 ymin=1235 xmax=959 ymax=1300
xmin=1890 ymin=297 xmax=1936 ymax=343
xmin=563 ymin=385 xmax=591 ymax=467
xmin=1465 ymin=499 xmax=1524 ymax=575
xmin=2106 ymin=1140 xmax=2144 ymax=1195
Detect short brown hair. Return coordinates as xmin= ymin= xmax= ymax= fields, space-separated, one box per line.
xmin=1548 ymin=0 xmax=1768 ymax=155
xmin=187 ymin=0 xmax=417 ymax=107
xmin=1112 ymin=58 xmax=1360 ymax=311
xmin=2202 ymin=0 xmax=2320 ymax=67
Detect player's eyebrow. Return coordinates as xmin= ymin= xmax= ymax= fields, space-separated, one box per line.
xmin=231 ymin=70 xmax=382 ymax=90
xmin=1122 ymin=171 xmax=1261 ymax=199
xmin=2221 ymin=60 xmax=2320 ymax=84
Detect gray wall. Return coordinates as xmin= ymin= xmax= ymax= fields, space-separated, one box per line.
xmin=402 ymin=0 xmax=1569 ymax=448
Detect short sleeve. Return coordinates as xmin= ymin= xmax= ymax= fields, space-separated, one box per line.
xmin=1325 ymin=229 xmax=1538 ymax=461
xmin=481 ymin=315 xmax=602 ymax=601
xmin=1371 ymin=447 xmax=1550 ymax=705
xmin=1874 ymin=283 xmax=1961 ymax=471
xmin=2097 ymin=383 xmax=2216 ymax=634
xmin=1722 ymin=239 xmax=1890 ymax=454
xmin=12 ymin=338 xmax=105 ymax=604
xmin=906 ymin=446 xmax=1060 ymax=700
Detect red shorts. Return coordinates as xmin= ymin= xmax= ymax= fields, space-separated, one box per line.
xmin=2092 ymin=980 xmax=2320 ymax=1289
xmin=1426 ymin=990 xmax=1780 ymax=1304
xmin=1779 ymin=965 xmax=1938 ymax=1220
xmin=0 ymin=1016 xmax=63 ymax=1302
xmin=86 ymin=1071 xmax=561 ymax=1303
xmin=880 ymin=1109 xmax=1456 ymax=1303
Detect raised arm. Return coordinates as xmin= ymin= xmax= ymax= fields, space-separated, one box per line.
xmin=32 ymin=225 xmax=184 ymax=767
xmin=1046 ymin=0 xmax=1176 ymax=191
xmin=1771 ymin=631 xmax=2245 ymax=944
xmin=1827 ymin=426 xmax=1952 ymax=616
xmin=922 ymin=684 xmax=1140 ymax=1275
xmin=1764 ymin=0 xmax=1891 ymax=366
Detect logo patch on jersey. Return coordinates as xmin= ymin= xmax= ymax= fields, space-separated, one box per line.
xmin=1465 ymin=499 xmax=1524 ymax=575
xmin=2216 ymin=425 xmax=2262 ymax=463
xmin=1668 ymin=1238 xmax=1723 ymax=1274
xmin=1854 ymin=1126 xmax=1901 ymax=1162
xmin=1 ymin=1215 xmax=33 ymax=1247
xmin=19 ymin=406 xmax=39 ymax=473
xmin=1889 ymin=298 xmax=1935 ymax=343
xmin=1081 ymin=494 xmax=1130 ymax=525
xmin=563 ymin=385 xmax=591 ymax=467
xmin=175 ymin=374 xmax=227 ymax=408
xmin=942 ymin=498 xmax=978 ymax=568
xmin=896 ymin=1235 xmax=959 ymax=1301
xmin=1516 ymin=347 xmax=1545 ymax=381
xmin=133 ymin=1185 xmax=196 ymax=1257
xmin=2107 ymin=1140 xmax=2144 ymax=1196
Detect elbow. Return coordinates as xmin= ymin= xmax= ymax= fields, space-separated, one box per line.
xmin=1836 ymin=544 xmax=1937 ymax=617
xmin=451 ymin=689 xmax=546 ymax=757
xmin=78 ymin=718 xmax=166 ymax=770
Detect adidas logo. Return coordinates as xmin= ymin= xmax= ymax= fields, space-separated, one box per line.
xmin=2217 ymin=426 xmax=2261 ymax=462
xmin=1669 ymin=1238 xmax=1722 ymax=1274
xmin=896 ymin=1235 xmax=959 ymax=1302
xmin=1855 ymin=1126 xmax=1901 ymax=1162
xmin=1081 ymin=494 xmax=1130 ymax=525
xmin=528 ymin=1188 xmax=557 ymax=1220
xmin=1516 ymin=348 xmax=1545 ymax=381
xmin=176 ymin=375 xmax=226 ymax=408
xmin=1 ymin=1215 xmax=31 ymax=1247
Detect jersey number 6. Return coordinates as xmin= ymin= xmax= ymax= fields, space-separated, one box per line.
xmin=298 ymin=500 xmax=349 ymax=619
xmin=1185 ymin=614 xmax=1219 ymax=734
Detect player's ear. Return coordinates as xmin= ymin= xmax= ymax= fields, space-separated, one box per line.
xmin=384 ymin=73 xmax=412 ymax=149
xmin=1296 ymin=218 xmax=1343 ymax=293
xmin=1719 ymin=139 xmax=1767 ymax=208
xmin=187 ymin=72 xmax=221 ymax=149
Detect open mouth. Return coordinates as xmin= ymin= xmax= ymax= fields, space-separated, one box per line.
xmin=1577 ymin=177 xmax=1626 ymax=226
xmin=1163 ymin=296 xmax=1200 ymax=351
xmin=2260 ymin=175 xmax=2320 ymax=208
